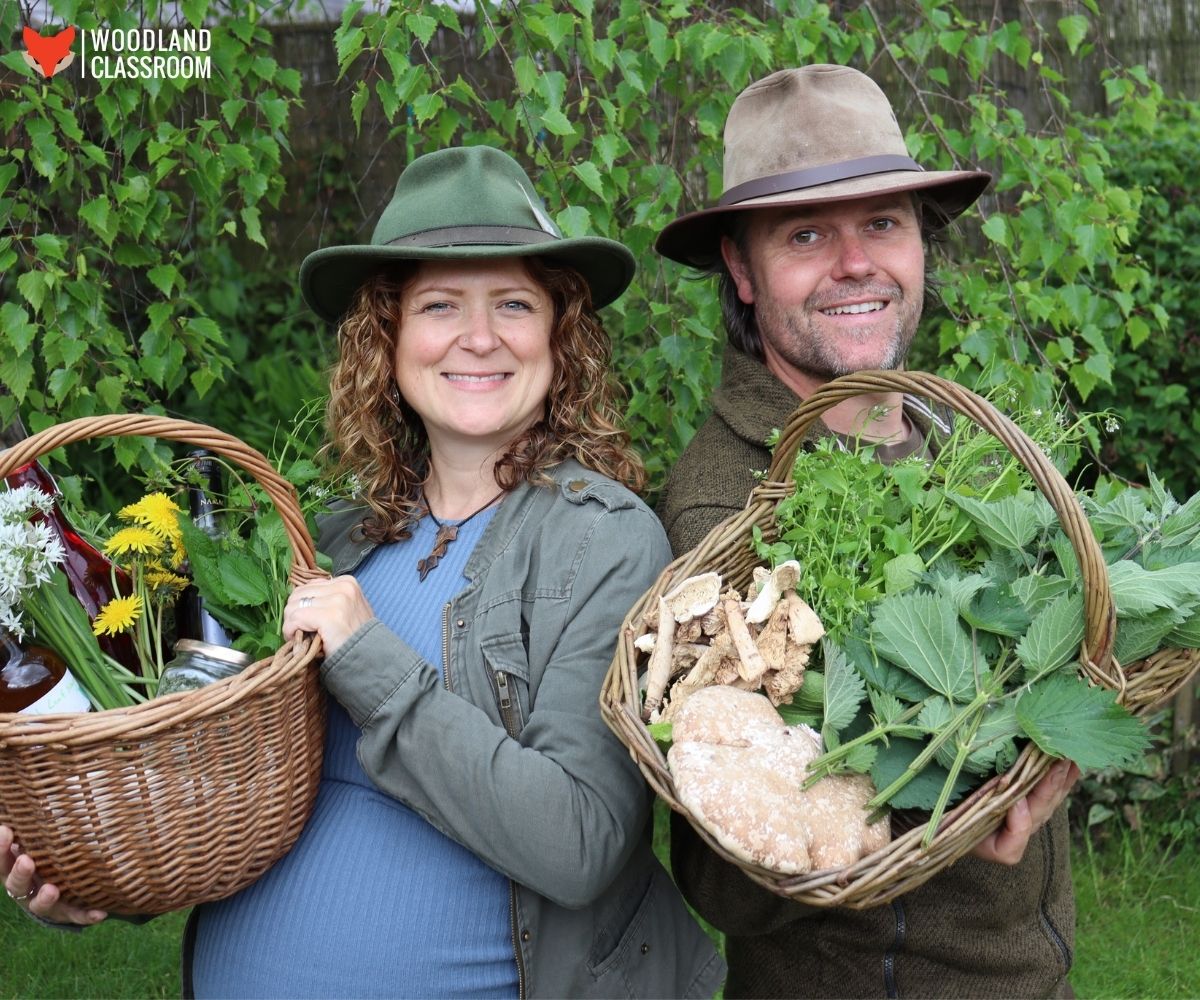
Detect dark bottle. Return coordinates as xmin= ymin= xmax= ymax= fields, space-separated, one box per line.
xmin=1 ymin=408 xmax=139 ymax=672
xmin=174 ymin=449 xmax=234 ymax=647
xmin=0 ymin=631 xmax=92 ymax=714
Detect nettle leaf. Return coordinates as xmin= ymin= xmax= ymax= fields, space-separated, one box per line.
xmin=845 ymin=633 xmax=931 ymax=703
xmin=1107 ymin=561 xmax=1200 ymax=616
xmin=962 ymin=701 xmax=1021 ymax=775
xmin=871 ymin=737 xmax=974 ymax=811
xmin=776 ymin=703 xmax=821 ymax=729
xmin=1115 ymin=607 xmax=1188 ymax=663
xmin=1015 ymin=675 xmax=1149 ymax=770
xmin=949 ymin=491 xmax=1040 ymax=552
xmin=176 ymin=516 xmax=232 ymax=605
xmin=821 ymin=639 xmax=867 ymax=739
xmin=1016 ymin=593 xmax=1085 ymax=676
xmin=1011 ymin=573 xmax=1071 ymax=616
xmin=1048 ymin=531 xmax=1081 ymax=584
xmin=931 ymin=572 xmax=990 ymax=613
xmin=1161 ymin=492 xmax=1200 ymax=547
xmin=964 ymin=583 xmax=1033 ymax=637
xmin=870 ymin=593 xmax=975 ymax=702
xmin=1086 ymin=489 xmax=1150 ymax=536
xmin=1167 ymin=609 xmax=1200 ymax=648
xmin=218 ymin=550 xmax=272 ymax=606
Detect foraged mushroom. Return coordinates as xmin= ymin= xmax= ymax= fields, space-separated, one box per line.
xmin=745 ymin=560 xmax=802 ymax=624
xmin=723 ymin=598 xmax=767 ymax=684
xmin=663 ymin=572 xmax=723 ymax=623
xmin=641 ymin=597 xmax=675 ymax=720
xmin=667 ymin=686 xmax=890 ymax=875
xmin=786 ymin=594 xmax=826 ymax=646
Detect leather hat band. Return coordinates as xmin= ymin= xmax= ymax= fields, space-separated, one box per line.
xmin=718 ymin=154 xmax=923 ymax=207
xmin=388 ymin=224 xmax=558 ymax=248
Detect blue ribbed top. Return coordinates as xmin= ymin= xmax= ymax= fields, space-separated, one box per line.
xmin=190 ymin=507 xmax=517 ymax=999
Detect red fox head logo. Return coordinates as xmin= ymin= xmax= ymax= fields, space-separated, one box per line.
xmin=22 ymin=26 xmax=77 ymax=79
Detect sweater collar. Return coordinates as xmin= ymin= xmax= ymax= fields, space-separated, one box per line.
xmin=710 ymin=345 xmax=800 ymax=450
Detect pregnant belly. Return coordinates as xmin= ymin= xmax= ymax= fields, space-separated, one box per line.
xmin=188 ymin=778 xmax=517 ymax=999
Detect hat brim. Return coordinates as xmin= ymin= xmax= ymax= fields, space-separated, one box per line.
xmin=656 ymin=169 xmax=991 ymax=267
xmin=300 ymin=237 xmax=636 ymax=323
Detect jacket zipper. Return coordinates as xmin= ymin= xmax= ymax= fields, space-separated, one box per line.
xmin=441 ymin=603 xmax=453 ymax=691
xmin=1039 ymin=826 xmax=1073 ymax=969
xmin=509 ymin=881 xmax=527 ymax=998
xmin=883 ymin=899 xmax=906 ymax=998
xmin=494 ymin=670 xmax=522 ymax=738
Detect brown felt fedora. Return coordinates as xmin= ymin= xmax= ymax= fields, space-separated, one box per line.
xmin=656 ymin=65 xmax=991 ymax=267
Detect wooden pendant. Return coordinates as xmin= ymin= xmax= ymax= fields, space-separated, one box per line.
xmin=417 ymin=523 xmax=459 ymax=581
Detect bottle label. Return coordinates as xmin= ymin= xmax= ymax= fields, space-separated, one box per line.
xmin=22 ymin=671 xmax=92 ymax=715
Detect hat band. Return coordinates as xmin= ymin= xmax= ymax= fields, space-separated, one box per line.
xmin=717 ymin=154 xmax=923 ymax=207
xmin=387 ymin=224 xmax=558 ymax=248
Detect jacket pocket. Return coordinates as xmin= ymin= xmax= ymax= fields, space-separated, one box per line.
xmin=480 ymin=633 xmax=529 ymax=738
xmin=586 ymin=871 xmax=656 ymax=983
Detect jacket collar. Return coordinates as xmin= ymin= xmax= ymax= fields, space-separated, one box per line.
xmin=710 ymin=344 xmax=800 ymax=449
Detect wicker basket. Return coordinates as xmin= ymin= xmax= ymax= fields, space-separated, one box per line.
xmin=603 ymin=371 xmax=1197 ymax=909
xmin=0 ymin=416 xmax=327 ymax=915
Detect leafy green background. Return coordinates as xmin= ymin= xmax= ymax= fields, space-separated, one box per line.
xmin=2 ymin=0 xmax=1195 ymax=508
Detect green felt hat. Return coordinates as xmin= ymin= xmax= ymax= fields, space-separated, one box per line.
xmin=300 ymin=145 xmax=636 ymax=322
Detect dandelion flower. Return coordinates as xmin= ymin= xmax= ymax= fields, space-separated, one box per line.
xmin=104 ymin=526 xmax=164 ymax=558
xmin=120 ymin=491 xmax=184 ymax=543
xmin=145 ymin=565 xmax=190 ymax=593
xmin=93 ymin=595 xmax=143 ymax=636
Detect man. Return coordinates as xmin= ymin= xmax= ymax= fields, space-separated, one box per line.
xmin=656 ymin=65 xmax=1080 ymax=998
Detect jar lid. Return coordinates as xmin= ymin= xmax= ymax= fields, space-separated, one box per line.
xmin=173 ymin=639 xmax=253 ymax=667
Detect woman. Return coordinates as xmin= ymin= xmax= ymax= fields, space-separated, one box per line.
xmin=2 ymin=145 xmax=724 ymax=999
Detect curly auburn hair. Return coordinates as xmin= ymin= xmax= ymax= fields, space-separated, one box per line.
xmin=322 ymin=257 xmax=646 ymax=542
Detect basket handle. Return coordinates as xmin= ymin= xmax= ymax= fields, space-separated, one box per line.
xmin=0 ymin=415 xmax=323 ymax=584
xmin=763 ymin=370 xmax=1119 ymax=691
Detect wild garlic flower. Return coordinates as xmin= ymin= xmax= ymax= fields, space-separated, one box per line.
xmin=1104 ymin=416 xmax=1121 ymax=434
xmin=0 ymin=487 xmax=66 ymax=641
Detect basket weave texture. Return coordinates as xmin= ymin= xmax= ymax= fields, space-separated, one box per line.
xmin=1 ymin=416 xmax=327 ymax=915
xmin=602 ymin=371 xmax=1199 ymax=909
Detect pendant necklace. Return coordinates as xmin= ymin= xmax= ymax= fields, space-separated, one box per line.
xmin=417 ymin=490 xmax=505 ymax=581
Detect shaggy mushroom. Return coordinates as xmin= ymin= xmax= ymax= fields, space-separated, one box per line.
xmin=667 ymin=686 xmax=890 ymax=875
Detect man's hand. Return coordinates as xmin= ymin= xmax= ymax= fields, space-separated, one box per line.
xmin=971 ymin=759 xmax=1080 ymax=866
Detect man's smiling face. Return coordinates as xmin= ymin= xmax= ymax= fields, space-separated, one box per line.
xmin=722 ymin=194 xmax=926 ymax=381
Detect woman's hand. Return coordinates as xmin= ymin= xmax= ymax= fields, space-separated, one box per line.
xmin=283 ymin=576 xmax=376 ymax=658
xmin=1 ymin=825 xmax=107 ymax=926
xmin=971 ymin=759 xmax=1079 ymax=866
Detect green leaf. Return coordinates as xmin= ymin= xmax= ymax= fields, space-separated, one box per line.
xmin=1057 ymin=15 xmax=1090 ymax=55
xmin=1016 ymin=593 xmax=1085 ymax=675
xmin=870 ymin=737 xmax=974 ymax=811
xmin=1015 ymin=675 xmax=1148 ymax=770
xmin=555 ymin=205 xmax=590 ymax=238
xmin=883 ymin=553 xmax=924 ymax=594
xmin=870 ymin=593 xmax=976 ymax=702
xmin=821 ymin=639 xmax=867 ymax=737
xmin=571 ymin=161 xmax=605 ymax=198
xmin=948 ymin=492 xmax=1041 ymax=552
xmin=147 ymin=264 xmax=180 ymax=297
xmin=1115 ymin=607 xmax=1185 ymax=663
xmin=844 ymin=632 xmax=931 ymax=703
xmin=540 ymin=108 xmax=576 ymax=137
xmin=218 ymin=550 xmax=272 ymax=606
xmin=981 ymin=213 xmax=1010 ymax=249
xmin=963 ymin=584 xmax=1033 ymax=638
xmin=1167 ymin=609 xmax=1200 ymax=648
xmin=1107 ymin=561 xmax=1200 ymax=616
xmin=1010 ymin=574 xmax=1070 ymax=616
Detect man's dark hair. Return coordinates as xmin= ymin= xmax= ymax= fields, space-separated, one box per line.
xmin=701 ymin=193 xmax=946 ymax=360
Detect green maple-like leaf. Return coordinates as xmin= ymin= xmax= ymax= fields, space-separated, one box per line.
xmin=1015 ymin=675 xmax=1149 ymax=770
xmin=871 ymin=593 xmax=976 ymax=702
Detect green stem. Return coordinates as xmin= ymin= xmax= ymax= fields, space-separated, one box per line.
xmin=921 ymin=711 xmax=984 ymax=848
xmin=867 ymin=689 xmax=992 ymax=809
xmin=802 ymin=701 xmax=926 ymax=789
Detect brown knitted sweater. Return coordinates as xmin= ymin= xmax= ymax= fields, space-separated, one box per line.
xmin=658 ymin=346 xmax=1075 ymax=999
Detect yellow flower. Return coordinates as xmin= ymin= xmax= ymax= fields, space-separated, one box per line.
xmin=93 ymin=595 xmax=143 ymax=636
xmin=144 ymin=565 xmax=190 ymax=593
xmin=119 ymin=492 xmax=185 ymax=559
xmin=104 ymin=526 xmax=164 ymax=558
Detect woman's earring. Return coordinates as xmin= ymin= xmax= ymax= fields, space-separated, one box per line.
xmin=389 ymin=383 xmax=401 ymax=406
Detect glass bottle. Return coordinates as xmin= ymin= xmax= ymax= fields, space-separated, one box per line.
xmin=174 ymin=449 xmax=234 ymax=647
xmin=1 ymin=408 xmax=139 ymax=672
xmin=156 ymin=639 xmax=252 ymax=696
xmin=0 ymin=631 xmax=92 ymax=714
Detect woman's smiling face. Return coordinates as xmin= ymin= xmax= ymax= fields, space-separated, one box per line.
xmin=393 ymin=257 xmax=555 ymax=455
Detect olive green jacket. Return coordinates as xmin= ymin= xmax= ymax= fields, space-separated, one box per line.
xmin=314 ymin=461 xmax=724 ymax=1000
xmin=658 ymin=346 xmax=1074 ymax=999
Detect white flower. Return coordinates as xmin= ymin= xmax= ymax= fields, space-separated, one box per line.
xmin=1104 ymin=416 xmax=1121 ymax=434
xmin=0 ymin=487 xmax=67 ymax=639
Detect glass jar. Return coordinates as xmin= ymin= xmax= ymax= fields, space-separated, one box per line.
xmin=0 ymin=631 xmax=92 ymax=714
xmin=156 ymin=639 xmax=253 ymax=696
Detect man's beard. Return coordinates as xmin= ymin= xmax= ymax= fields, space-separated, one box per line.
xmin=752 ymin=279 xmax=923 ymax=380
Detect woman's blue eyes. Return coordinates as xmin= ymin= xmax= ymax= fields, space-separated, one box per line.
xmin=420 ymin=299 xmax=532 ymax=312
